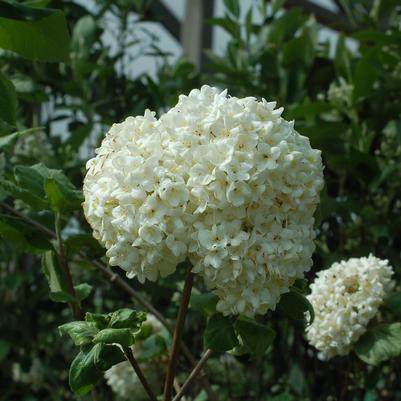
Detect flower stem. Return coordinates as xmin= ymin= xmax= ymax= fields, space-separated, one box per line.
xmin=123 ymin=347 xmax=158 ymax=401
xmin=172 ymin=349 xmax=213 ymax=401
xmin=163 ymin=264 xmax=194 ymax=401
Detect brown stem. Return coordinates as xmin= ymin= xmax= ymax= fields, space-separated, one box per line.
xmin=172 ymin=349 xmax=213 ymax=401
xmin=123 ymin=347 xmax=158 ymax=401
xmin=55 ymin=212 xmax=81 ymax=320
xmin=163 ymin=264 xmax=194 ymax=401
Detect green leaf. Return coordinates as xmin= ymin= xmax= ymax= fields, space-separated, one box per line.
xmin=69 ymin=345 xmax=102 ymax=395
xmin=74 ymin=283 xmax=93 ymax=302
xmin=272 ymin=0 xmax=286 ymax=15
xmin=13 ymin=163 xmax=82 ymax=212
xmin=85 ymin=312 xmax=110 ymax=330
xmin=44 ymin=177 xmax=82 ymax=212
xmin=267 ymin=9 xmax=306 ymax=46
xmin=208 ymin=16 xmax=241 ymax=40
xmin=41 ymin=250 xmax=73 ymax=303
xmin=223 ymin=0 xmax=240 ymax=18
xmin=0 ymin=339 xmax=10 ymax=361
xmin=278 ymin=287 xmax=315 ymax=324
xmin=93 ymin=328 xmax=134 ymax=347
xmin=334 ymin=33 xmax=352 ymax=81
xmin=71 ymin=15 xmax=97 ymax=60
xmin=109 ymin=308 xmax=146 ymax=330
xmin=59 ymin=321 xmax=98 ymax=346
xmin=14 ymin=164 xmax=46 ymax=198
xmin=32 ymin=163 xmax=83 ymax=212
xmin=235 ymin=318 xmax=275 ymax=356
xmin=383 ymin=292 xmax=401 ymax=318
xmin=0 ymin=178 xmax=46 ymax=210
xmin=204 ymin=313 xmax=239 ymax=352
xmin=190 ymin=292 xmax=218 ymax=317
xmin=353 ymin=55 xmax=379 ymax=100
xmin=0 ymin=0 xmax=70 ymax=62
xmin=69 ymin=343 xmax=125 ymax=395
xmin=95 ymin=343 xmax=125 ymax=370
xmin=355 ymin=323 xmax=401 ymax=365
xmin=136 ymin=334 xmax=168 ymax=363
xmin=0 ymin=70 xmax=17 ymax=125
xmin=0 ymin=127 xmax=42 ymax=150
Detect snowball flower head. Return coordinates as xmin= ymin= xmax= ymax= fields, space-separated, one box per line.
xmin=83 ymin=85 xmax=324 ymax=316
xmin=306 ymin=255 xmax=394 ymax=360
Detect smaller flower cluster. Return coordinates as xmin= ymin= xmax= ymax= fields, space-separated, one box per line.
xmin=104 ymin=314 xmax=166 ymax=400
xmin=327 ymin=77 xmax=353 ymax=108
xmin=306 ymin=255 xmax=394 ymax=360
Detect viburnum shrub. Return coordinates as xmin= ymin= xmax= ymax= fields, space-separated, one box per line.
xmin=83 ymin=85 xmax=324 ymax=316
xmin=63 ymin=85 xmax=325 ymax=400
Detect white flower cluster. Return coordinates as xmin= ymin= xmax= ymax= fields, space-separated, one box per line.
xmin=83 ymin=85 xmax=324 ymax=316
xmin=306 ymin=255 xmax=394 ymax=360
xmin=104 ymin=314 xmax=166 ymax=400
xmin=327 ymin=77 xmax=353 ymax=108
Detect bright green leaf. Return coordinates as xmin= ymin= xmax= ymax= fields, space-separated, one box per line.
xmin=59 ymin=321 xmax=98 ymax=346
xmin=69 ymin=343 xmax=125 ymax=395
xmin=93 ymin=328 xmax=134 ymax=347
xmin=109 ymin=308 xmax=146 ymax=330
xmin=41 ymin=250 xmax=72 ymax=303
xmin=69 ymin=344 xmax=101 ymax=395
xmin=74 ymin=283 xmax=93 ymax=302
xmin=85 ymin=312 xmax=110 ymax=330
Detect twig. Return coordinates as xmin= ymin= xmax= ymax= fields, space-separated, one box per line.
xmin=163 ymin=264 xmax=194 ymax=401
xmin=172 ymin=349 xmax=213 ymax=401
xmin=123 ymin=347 xmax=158 ymax=401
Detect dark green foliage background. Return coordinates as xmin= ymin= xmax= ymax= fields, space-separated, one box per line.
xmin=0 ymin=0 xmax=400 ymax=400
